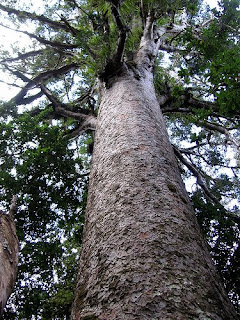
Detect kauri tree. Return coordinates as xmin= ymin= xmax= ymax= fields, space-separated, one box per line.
xmin=0 ymin=0 xmax=239 ymax=319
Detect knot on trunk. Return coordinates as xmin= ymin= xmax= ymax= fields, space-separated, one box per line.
xmin=99 ymin=59 xmax=124 ymax=88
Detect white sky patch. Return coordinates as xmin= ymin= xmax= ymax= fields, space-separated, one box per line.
xmin=0 ymin=27 xmax=31 ymax=100
xmin=208 ymin=0 xmax=219 ymax=8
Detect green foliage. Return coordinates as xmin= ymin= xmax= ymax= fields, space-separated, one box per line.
xmin=0 ymin=110 xmax=89 ymax=318
xmin=0 ymin=0 xmax=239 ymax=318
xmin=176 ymin=0 xmax=240 ymax=116
xmin=192 ymin=190 xmax=240 ymax=313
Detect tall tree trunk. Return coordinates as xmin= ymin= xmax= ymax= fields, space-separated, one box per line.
xmin=71 ymin=67 xmax=237 ymax=319
xmin=0 ymin=196 xmax=19 ymax=315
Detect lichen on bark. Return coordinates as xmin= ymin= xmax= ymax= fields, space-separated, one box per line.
xmin=71 ymin=65 xmax=237 ymax=319
xmin=0 ymin=203 xmax=19 ymax=315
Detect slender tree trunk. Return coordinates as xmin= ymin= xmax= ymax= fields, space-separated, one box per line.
xmin=71 ymin=67 xmax=237 ymax=319
xmin=0 ymin=197 xmax=19 ymax=315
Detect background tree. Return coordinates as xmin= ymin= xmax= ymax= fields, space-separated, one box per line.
xmin=0 ymin=0 xmax=239 ymax=318
xmin=0 ymin=196 xmax=18 ymax=315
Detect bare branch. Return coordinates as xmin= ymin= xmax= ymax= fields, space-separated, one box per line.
xmin=17 ymin=92 xmax=44 ymax=105
xmin=110 ymin=3 xmax=129 ymax=63
xmin=64 ymin=116 xmax=97 ymax=140
xmin=0 ymin=50 xmax=44 ymax=63
xmin=194 ymin=17 xmax=215 ymax=35
xmin=40 ymin=83 xmax=97 ymax=133
xmin=173 ymin=145 xmax=222 ymax=205
xmin=0 ymin=4 xmax=77 ymax=34
xmin=139 ymin=0 xmax=146 ymax=27
xmin=142 ymin=12 xmax=155 ymax=41
xmin=188 ymin=96 xmax=217 ymax=111
xmin=2 ymin=64 xmax=31 ymax=83
xmin=39 ymin=83 xmax=63 ymax=108
xmin=111 ymin=2 xmax=125 ymax=31
xmin=161 ymin=89 xmax=219 ymax=116
xmin=60 ymin=15 xmax=79 ymax=36
xmin=0 ymin=79 xmax=21 ymax=89
xmin=0 ymin=24 xmax=78 ymax=50
xmin=158 ymin=43 xmax=186 ymax=53
xmin=198 ymin=120 xmax=240 ymax=148
xmin=9 ymin=63 xmax=78 ymax=105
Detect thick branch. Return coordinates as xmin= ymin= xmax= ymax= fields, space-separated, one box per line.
xmin=0 ymin=50 xmax=44 ymax=63
xmin=17 ymin=92 xmax=44 ymax=105
xmin=55 ymin=106 xmax=90 ymax=121
xmin=40 ymin=84 xmax=89 ymax=121
xmin=142 ymin=12 xmax=155 ymax=41
xmin=114 ymin=30 xmax=128 ymax=62
xmin=173 ymin=145 xmax=222 ymax=205
xmin=198 ymin=121 xmax=239 ymax=148
xmin=139 ymin=0 xmax=146 ymax=27
xmin=111 ymin=2 xmax=125 ymax=31
xmin=188 ymin=96 xmax=217 ymax=111
xmin=3 ymin=64 xmax=31 ymax=83
xmin=0 ymin=24 xmax=78 ymax=50
xmin=0 ymin=4 xmax=77 ymax=34
xmin=9 ymin=63 xmax=78 ymax=105
xmin=161 ymin=89 xmax=218 ymax=115
xmin=111 ymin=3 xmax=129 ymax=63
xmin=40 ymin=84 xmax=96 ymax=133
xmin=99 ymin=3 xmax=129 ymax=82
xmin=158 ymin=43 xmax=186 ymax=53
xmin=64 ymin=117 xmax=96 ymax=139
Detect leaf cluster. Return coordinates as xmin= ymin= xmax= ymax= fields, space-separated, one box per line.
xmin=0 ymin=111 xmax=89 ymax=318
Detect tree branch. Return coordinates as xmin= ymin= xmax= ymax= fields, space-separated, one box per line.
xmin=0 ymin=79 xmax=21 ymax=89
xmin=198 ymin=120 xmax=239 ymax=148
xmin=0 ymin=50 xmax=45 ymax=63
xmin=142 ymin=12 xmax=155 ymax=41
xmin=111 ymin=3 xmax=129 ymax=63
xmin=2 ymin=64 xmax=32 ymax=83
xmin=158 ymin=43 xmax=186 ymax=53
xmin=64 ymin=117 xmax=96 ymax=140
xmin=160 ymin=89 xmax=218 ymax=115
xmin=139 ymin=0 xmax=146 ymax=27
xmin=0 ymin=24 xmax=78 ymax=50
xmin=173 ymin=145 xmax=222 ymax=205
xmin=40 ymin=84 xmax=97 ymax=134
xmin=18 ymin=92 xmax=44 ymax=105
xmin=9 ymin=63 xmax=78 ymax=105
xmin=60 ymin=14 xmax=79 ymax=36
xmin=0 ymin=4 xmax=77 ymax=34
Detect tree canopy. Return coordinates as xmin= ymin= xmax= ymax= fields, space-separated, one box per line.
xmin=0 ymin=0 xmax=239 ymax=318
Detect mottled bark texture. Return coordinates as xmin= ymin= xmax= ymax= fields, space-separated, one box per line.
xmin=0 ymin=199 xmax=19 ymax=315
xmin=71 ymin=65 xmax=237 ymax=320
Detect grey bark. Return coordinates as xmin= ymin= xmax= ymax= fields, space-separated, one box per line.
xmin=0 ymin=197 xmax=19 ymax=315
xmin=71 ymin=66 xmax=237 ymax=319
